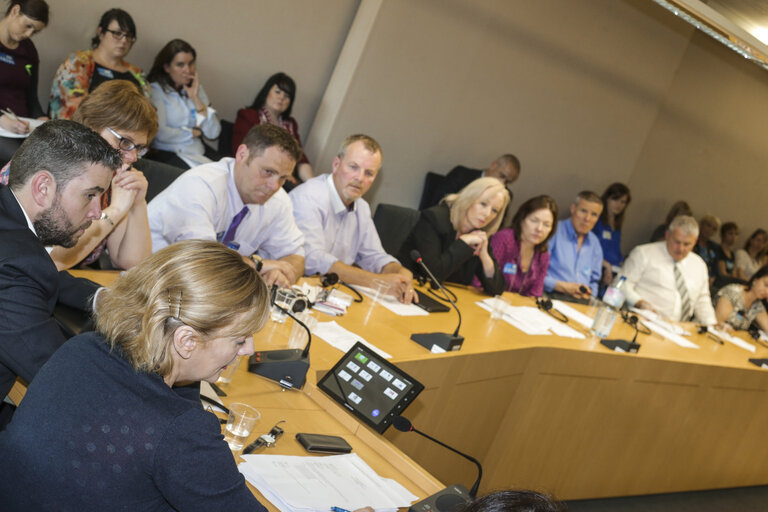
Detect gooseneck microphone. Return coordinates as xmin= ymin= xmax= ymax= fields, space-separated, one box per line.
xmin=392 ymin=416 xmax=482 ymax=498
xmin=409 ymin=250 xmax=464 ymax=352
xmin=248 ymin=286 xmax=311 ymax=389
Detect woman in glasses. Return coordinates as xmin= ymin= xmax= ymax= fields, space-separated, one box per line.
xmin=49 ymin=8 xmax=149 ymax=120
xmin=0 ymin=241 xmax=273 ymax=510
xmin=1 ymin=80 xmax=156 ymax=269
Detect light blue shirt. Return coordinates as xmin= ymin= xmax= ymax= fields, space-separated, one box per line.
xmin=149 ymin=82 xmax=221 ymax=168
xmin=148 ymin=158 xmax=304 ymax=259
xmin=544 ymin=218 xmax=603 ymax=296
xmin=289 ymin=174 xmax=397 ymax=275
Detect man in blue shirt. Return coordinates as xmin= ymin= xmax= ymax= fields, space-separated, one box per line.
xmin=544 ymin=191 xmax=604 ymax=299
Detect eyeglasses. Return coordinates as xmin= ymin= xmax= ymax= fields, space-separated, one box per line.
xmin=107 ymin=127 xmax=148 ymax=157
xmin=104 ymin=28 xmax=136 ymax=43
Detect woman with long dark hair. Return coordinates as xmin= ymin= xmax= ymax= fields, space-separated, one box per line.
xmin=232 ymin=72 xmax=312 ymax=184
xmin=593 ymin=182 xmax=631 ymax=285
xmin=147 ymin=38 xmax=221 ymax=169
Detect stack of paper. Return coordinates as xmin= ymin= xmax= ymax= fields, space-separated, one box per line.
xmin=552 ymin=300 xmax=596 ymax=329
xmin=630 ymin=308 xmax=699 ymax=349
xmin=476 ymin=299 xmax=585 ymax=339
xmin=239 ymin=453 xmax=418 ymax=512
xmin=314 ymin=321 xmax=392 ymax=359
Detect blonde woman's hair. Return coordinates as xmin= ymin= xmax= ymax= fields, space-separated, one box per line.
xmin=94 ymin=240 xmax=269 ymax=376
xmin=72 ymin=80 xmax=159 ymax=141
xmin=444 ymin=177 xmax=510 ymax=235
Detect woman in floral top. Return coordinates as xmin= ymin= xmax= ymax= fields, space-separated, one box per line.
xmin=49 ymin=8 xmax=148 ymax=120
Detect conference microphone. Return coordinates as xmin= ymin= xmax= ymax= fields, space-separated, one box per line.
xmin=248 ymin=286 xmax=312 ymax=389
xmin=409 ymin=250 xmax=464 ymax=352
xmin=392 ymin=416 xmax=478 ymax=512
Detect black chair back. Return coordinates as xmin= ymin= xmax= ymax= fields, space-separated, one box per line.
xmin=373 ymin=203 xmax=420 ymax=256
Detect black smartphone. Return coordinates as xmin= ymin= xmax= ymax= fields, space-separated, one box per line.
xmin=295 ymin=433 xmax=352 ymax=454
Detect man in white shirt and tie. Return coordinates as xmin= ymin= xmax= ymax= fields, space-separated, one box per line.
xmin=148 ymin=124 xmax=305 ymax=287
xmin=622 ymin=215 xmax=716 ymax=324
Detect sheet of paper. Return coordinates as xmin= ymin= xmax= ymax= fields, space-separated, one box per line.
xmin=239 ymin=453 xmax=418 ymax=512
xmin=630 ymin=307 xmax=689 ymax=336
xmin=643 ymin=320 xmax=700 ymax=349
xmin=357 ymin=285 xmax=428 ymax=316
xmin=314 ymin=321 xmax=392 ymax=359
xmin=709 ymin=327 xmax=757 ymax=353
xmin=552 ymin=300 xmax=595 ymax=329
xmin=476 ymin=300 xmax=585 ymax=339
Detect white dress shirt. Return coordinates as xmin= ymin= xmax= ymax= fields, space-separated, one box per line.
xmin=622 ymin=241 xmax=716 ymax=325
xmin=289 ymin=173 xmax=397 ymax=275
xmin=148 ymin=158 xmax=304 ymax=259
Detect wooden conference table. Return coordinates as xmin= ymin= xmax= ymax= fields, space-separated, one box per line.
xmin=67 ymin=270 xmax=768 ymax=501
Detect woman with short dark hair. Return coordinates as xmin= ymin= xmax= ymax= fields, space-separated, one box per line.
xmin=49 ymin=8 xmax=148 ymax=120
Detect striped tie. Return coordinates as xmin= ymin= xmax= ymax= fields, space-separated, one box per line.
xmin=673 ymin=263 xmax=692 ymax=321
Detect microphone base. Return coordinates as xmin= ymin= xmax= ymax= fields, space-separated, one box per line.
xmin=410 ymin=332 xmax=464 ymax=352
xmin=409 ymin=484 xmax=471 ymax=512
xmin=248 ymin=349 xmax=309 ymax=389
xmin=600 ymin=338 xmax=641 ymax=354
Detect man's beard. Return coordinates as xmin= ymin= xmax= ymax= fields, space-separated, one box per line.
xmin=34 ymin=195 xmax=91 ymax=248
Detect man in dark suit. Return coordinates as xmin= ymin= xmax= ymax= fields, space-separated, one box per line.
xmin=427 ymin=154 xmax=521 ymax=208
xmin=0 ymin=120 xmax=122 ymax=427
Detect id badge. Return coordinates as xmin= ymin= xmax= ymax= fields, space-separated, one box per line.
xmin=503 ymin=262 xmax=518 ymax=275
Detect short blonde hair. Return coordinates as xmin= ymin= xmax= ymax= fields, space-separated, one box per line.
xmin=72 ymin=80 xmax=159 ymax=141
xmin=94 ymin=240 xmax=269 ymax=376
xmin=444 ymin=177 xmax=510 ymax=235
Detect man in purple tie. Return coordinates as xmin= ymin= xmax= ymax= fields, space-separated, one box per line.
xmin=148 ymin=124 xmax=304 ymax=287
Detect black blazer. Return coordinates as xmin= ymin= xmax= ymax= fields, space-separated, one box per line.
xmin=430 ymin=165 xmax=514 ymax=209
xmin=398 ymin=204 xmax=504 ymax=295
xmin=0 ymin=186 xmax=98 ymax=403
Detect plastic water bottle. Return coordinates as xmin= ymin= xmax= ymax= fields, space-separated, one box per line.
xmin=591 ymin=276 xmax=627 ymax=339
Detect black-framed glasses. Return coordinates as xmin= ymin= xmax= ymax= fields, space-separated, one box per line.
xmin=104 ymin=28 xmax=136 ymax=43
xmin=107 ymin=127 xmax=148 ymax=157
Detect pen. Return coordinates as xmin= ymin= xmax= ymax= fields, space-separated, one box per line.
xmin=1 ymin=108 xmax=17 ymax=121
xmin=331 ymin=507 xmax=352 ymax=512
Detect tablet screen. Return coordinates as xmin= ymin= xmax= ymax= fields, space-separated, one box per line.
xmin=317 ymin=342 xmax=424 ymax=433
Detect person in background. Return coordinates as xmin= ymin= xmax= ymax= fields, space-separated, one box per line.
xmin=715 ymin=265 xmax=768 ymax=333
xmin=649 ymin=200 xmax=692 ymax=242
xmin=147 ymin=39 xmax=221 ymax=170
xmin=716 ymin=221 xmax=740 ymax=284
xmin=0 ymin=120 xmax=121 ymax=428
xmin=695 ymin=214 xmax=721 ymax=286
xmin=735 ymin=228 xmax=767 ymax=281
xmin=429 ymin=154 xmax=520 ymax=208
xmin=623 ymin=215 xmax=717 ymax=325
xmin=232 ymin=72 xmax=312 ymax=186
xmin=458 ymin=489 xmax=565 ymax=512
xmin=148 ymin=123 xmax=305 ymax=288
xmin=543 ymin=191 xmax=604 ymax=300
xmin=0 ymin=0 xmax=48 ymax=164
xmin=0 ymin=241 xmax=273 ymax=510
xmin=290 ymin=134 xmax=415 ymax=303
xmin=475 ymin=195 xmax=557 ymax=297
xmin=593 ymin=182 xmax=631 ymax=286
xmin=49 ymin=8 xmax=148 ymax=120
xmin=399 ymin=177 xmax=509 ymax=295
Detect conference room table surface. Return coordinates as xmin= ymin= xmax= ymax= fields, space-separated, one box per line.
xmin=68 ymin=270 xmax=768 ymax=501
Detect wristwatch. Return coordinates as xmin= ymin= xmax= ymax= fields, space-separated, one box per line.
xmin=250 ymin=253 xmax=264 ymax=272
xmin=100 ymin=212 xmax=114 ymax=227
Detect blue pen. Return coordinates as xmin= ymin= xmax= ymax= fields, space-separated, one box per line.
xmin=331 ymin=507 xmax=352 ymax=512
